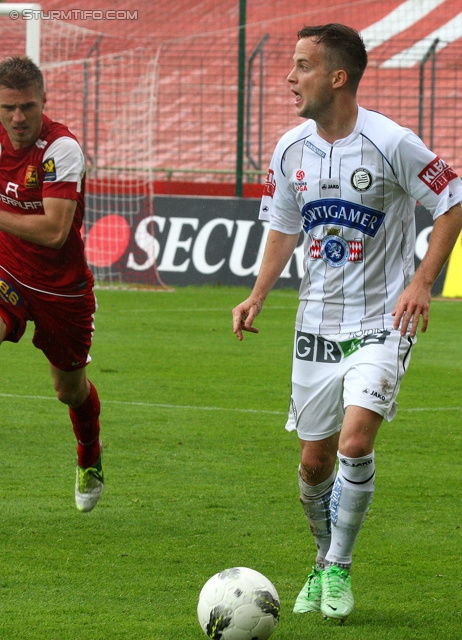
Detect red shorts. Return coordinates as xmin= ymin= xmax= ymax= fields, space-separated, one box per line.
xmin=0 ymin=269 xmax=96 ymax=372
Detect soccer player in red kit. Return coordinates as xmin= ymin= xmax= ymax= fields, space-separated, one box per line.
xmin=0 ymin=56 xmax=103 ymax=512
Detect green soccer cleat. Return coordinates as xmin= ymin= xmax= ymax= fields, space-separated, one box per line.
xmin=293 ymin=567 xmax=323 ymax=613
xmin=320 ymin=565 xmax=354 ymax=622
xmin=75 ymin=452 xmax=104 ymax=512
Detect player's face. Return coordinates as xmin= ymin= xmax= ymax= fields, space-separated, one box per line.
xmin=287 ymin=37 xmax=336 ymax=121
xmin=0 ymin=84 xmax=46 ymax=149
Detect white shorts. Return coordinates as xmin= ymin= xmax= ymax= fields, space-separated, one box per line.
xmin=285 ymin=329 xmax=416 ymax=441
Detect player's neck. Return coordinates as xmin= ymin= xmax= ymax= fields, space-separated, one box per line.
xmin=315 ymin=102 xmax=358 ymax=145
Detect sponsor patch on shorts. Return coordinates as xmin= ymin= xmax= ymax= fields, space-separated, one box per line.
xmin=0 ymin=279 xmax=23 ymax=306
xmin=295 ymin=330 xmax=391 ymax=362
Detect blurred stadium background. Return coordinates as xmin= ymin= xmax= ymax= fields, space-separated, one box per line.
xmin=0 ymin=0 xmax=461 ymax=290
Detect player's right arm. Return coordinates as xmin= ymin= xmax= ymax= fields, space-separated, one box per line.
xmin=392 ymin=201 xmax=462 ymax=336
xmin=0 ymin=197 xmax=76 ymax=248
xmin=232 ymin=229 xmax=299 ymax=340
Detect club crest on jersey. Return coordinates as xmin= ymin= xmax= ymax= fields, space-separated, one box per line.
xmin=322 ymin=235 xmax=350 ymax=266
xmin=351 ymin=168 xmax=372 ymax=191
xmin=24 ymin=165 xmax=39 ymax=188
xmin=43 ymin=157 xmax=57 ymax=182
xmin=310 ymin=230 xmax=363 ymax=266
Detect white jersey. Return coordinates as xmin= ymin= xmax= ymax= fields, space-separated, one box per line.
xmin=260 ymin=106 xmax=462 ymax=335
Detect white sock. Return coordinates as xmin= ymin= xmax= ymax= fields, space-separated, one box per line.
xmin=298 ymin=466 xmax=336 ymax=568
xmin=325 ymin=452 xmax=375 ymax=569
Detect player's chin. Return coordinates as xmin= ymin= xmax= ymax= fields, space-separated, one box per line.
xmin=295 ymin=104 xmax=310 ymax=119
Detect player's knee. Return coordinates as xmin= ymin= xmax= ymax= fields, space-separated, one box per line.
xmin=54 ymin=381 xmax=88 ymax=407
xmin=51 ymin=366 xmax=89 ymax=407
xmin=299 ymin=431 xmax=340 ymax=484
xmin=55 ymin=387 xmax=77 ymax=406
xmin=300 ymin=455 xmax=336 ymax=485
xmin=338 ymin=433 xmax=373 ymax=458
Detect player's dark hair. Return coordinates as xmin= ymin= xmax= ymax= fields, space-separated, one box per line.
xmin=0 ymin=56 xmax=44 ymax=96
xmin=297 ymin=24 xmax=367 ymax=93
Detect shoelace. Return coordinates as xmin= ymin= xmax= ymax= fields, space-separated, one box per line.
xmin=306 ymin=570 xmax=322 ymax=598
xmin=78 ymin=466 xmax=101 ymax=490
xmin=323 ymin=568 xmax=349 ymax=597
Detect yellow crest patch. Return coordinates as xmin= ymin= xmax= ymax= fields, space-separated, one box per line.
xmin=43 ymin=157 xmax=57 ymax=182
xmin=43 ymin=158 xmax=55 ymax=173
xmin=24 ymin=165 xmax=39 ymax=188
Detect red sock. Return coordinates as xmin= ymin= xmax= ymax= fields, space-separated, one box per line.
xmin=69 ymin=381 xmax=101 ymax=468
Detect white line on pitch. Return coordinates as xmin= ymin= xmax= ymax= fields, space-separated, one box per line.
xmin=0 ymin=393 xmax=460 ymax=414
xmin=112 ymin=305 xmax=295 ymax=313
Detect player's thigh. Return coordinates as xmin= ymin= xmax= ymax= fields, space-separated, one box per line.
xmin=343 ymin=330 xmax=415 ymax=422
xmin=289 ymin=333 xmax=345 ymax=441
xmin=0 ymin=271 xmax=30 ymax=343
xmin=0 ymin=314 xmax=7 ymax=342
xmin=338 ymin=405 xmax=383 ymax=457
xmin=32 ymin=291 xmax=97 ymax=372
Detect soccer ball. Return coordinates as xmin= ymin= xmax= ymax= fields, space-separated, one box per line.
xmin=197 ymin=567 xmax=280 ymax=640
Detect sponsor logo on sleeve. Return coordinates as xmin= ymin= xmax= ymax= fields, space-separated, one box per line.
xmin=418 ymin=157 xmax=458 ymax=194
xmin=263 ymin=168 xmax=276 ymax=197
xmin=43 ymin=157 xmax=57 ymax=182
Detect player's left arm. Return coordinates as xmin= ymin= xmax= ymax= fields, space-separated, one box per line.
xmin=0 ymin=197 xmax=77 ymax=249
xmin=393 ymin=201 xmax=462 ymax=336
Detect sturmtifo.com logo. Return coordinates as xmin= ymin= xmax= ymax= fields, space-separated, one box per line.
xmin=10 ymin=9 xmax=138 ymax=21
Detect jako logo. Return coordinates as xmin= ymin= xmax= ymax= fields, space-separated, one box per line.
xmin=362 ymin=388 xmax=385 ymax=401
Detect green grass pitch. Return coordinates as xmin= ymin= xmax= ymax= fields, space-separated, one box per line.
xmin=0 ymin=286 xmax=460 ymax=639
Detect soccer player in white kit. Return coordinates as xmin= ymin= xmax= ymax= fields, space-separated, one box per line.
xmin=232 ymin=24 xmax=462 ymax=622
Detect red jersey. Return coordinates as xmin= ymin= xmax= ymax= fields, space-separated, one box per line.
xmin=0 ymin=114 xmax=94 ymax=295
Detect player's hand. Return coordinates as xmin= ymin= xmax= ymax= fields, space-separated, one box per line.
xmin=232 ymin=298 xmax=263 ymax=341
xmin=392 ymin=282 xmax=431 ymax=337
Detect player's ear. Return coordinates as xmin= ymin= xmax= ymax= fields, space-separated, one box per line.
xmin=42 ymin=92 xmax=47 ymax=107
xmin=332 ymin=69 xmax=348 ymax=89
